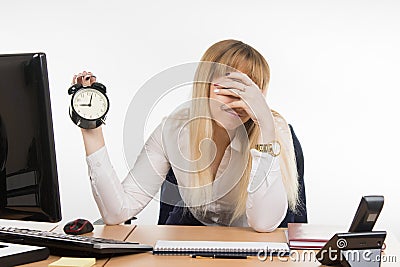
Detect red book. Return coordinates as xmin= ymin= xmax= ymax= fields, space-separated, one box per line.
xmin=287 ymin=223 xmax=346 ymax=249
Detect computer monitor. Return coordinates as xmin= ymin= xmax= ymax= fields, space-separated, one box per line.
xmin=0 ymin=52 xmax=61 ymax=222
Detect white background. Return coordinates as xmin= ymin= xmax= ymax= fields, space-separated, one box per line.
xmin=1 ymin=0 xmax=399 ymax=239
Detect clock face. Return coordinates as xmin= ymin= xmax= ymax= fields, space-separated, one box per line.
xmin=72 ymin=88 xmax=109 ymax=120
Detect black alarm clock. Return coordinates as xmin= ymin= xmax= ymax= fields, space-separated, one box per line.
xmin=68 ymin=82 xmax=109 ymax=129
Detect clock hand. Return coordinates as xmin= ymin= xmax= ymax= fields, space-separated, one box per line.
xmin=79 ymin=95 xmax=93 ymax=107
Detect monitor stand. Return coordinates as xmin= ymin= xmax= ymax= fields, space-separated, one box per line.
xmin=0 ymin=241 xmax=49 ymax=267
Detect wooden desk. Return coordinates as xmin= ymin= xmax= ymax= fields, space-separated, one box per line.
xmin=107 ymin=225 xmax=400 ymax=267
xmin=17 ymin=225 xmax=400 ymax=266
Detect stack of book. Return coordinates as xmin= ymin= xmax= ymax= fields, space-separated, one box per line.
xmin=287 ymin=223 xmax=346 ymax=250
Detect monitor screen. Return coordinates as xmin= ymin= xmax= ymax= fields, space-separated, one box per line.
xmin=0 ymin=53 xmax=61 ymax=222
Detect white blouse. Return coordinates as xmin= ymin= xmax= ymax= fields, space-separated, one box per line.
xmin=86 ymin=109 xmax=288 ymax=232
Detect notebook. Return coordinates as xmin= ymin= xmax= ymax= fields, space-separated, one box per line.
xmin=153 ymin=240 xmax=290 ymax=256
xmin=287 ymin=223 xmax=346 ymax=249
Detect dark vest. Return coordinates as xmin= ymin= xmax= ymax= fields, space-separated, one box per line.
xmin=158 ymin=124 xmax=307 ymax=227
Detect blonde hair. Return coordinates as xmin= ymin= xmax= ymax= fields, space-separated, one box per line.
xmin=188 ymin=39 xmax=299 ymax=224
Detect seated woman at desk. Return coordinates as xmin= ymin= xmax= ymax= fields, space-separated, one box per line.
xmin=74 ymin=39 xmax=302 ymax=232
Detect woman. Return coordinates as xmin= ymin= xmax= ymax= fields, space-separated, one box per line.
xmin=75 ymin=39 xmax=302 ymax=232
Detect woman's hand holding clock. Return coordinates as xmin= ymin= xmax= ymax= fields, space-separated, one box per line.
xmin=72 ymin=71 xmax=97 ymax=87
xmin=71 ymin=71 xmax=106 ymax=156
xmin=69 ymin=71 xmax=109 ymax=129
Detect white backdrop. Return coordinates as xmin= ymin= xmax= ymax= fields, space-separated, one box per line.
xmin=1 ymin=0 xmax=399 ymax=239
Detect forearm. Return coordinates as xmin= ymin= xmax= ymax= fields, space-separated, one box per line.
xmin=85 ymin=121 xmax=171 ymax=225
xmin=81 ymin=127 xmax=146 ymax=224
xmin=81 ymin=127 xmax=105 ymax=156
xmin=256 ymin=109 xmax=276 ymax=144
xmin=246 ymin=150 xmax=287 ymax=232
xmin=87 ymin=147 xmax=147 ymax=224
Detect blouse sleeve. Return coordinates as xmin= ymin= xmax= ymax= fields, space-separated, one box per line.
xmin=246 ymin=149 xmax=288 ymax=232
xmin=86 ymin=122 xmax=171 ymax=225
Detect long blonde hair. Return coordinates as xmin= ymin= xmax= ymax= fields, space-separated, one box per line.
xmin=188 ymin=39 xmax=299 ymax=224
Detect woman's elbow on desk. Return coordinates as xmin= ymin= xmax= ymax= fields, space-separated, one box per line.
xmin=247 ymin=203 xmax=287 ymax=233
xmin=248 ymin=220 xmax=281 ymax=233
xmin=102 ymin=219 xmax=121 ymax=226
xmin=246 ymin=194 xmax=288 ymax=233
xmin=100 ymin=208 xmax=139 ymax=225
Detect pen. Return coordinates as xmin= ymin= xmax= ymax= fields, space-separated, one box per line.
xmin=191 ymin=254 xmax=247 ymax=259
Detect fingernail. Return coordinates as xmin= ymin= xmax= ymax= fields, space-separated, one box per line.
xmin=214 ymin=89 xmax=220 ymax=93
xmin=225 ymin=72 xmax=230 ymax=76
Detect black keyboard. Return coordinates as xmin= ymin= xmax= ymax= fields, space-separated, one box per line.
xmin=0 ymin=226 xmax=153 ymax=258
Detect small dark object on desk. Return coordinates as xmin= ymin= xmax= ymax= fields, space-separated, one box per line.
xmin=64 ymin=219 xmax=94 ymax=235
xmin=191 ymin=254 xmax=247 ymax=259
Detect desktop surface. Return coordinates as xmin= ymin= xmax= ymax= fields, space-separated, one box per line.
xmin=9 ymin=224 xmax=400 ymax=267
xmin=110 ymin=225 xmax=400 ymax=267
